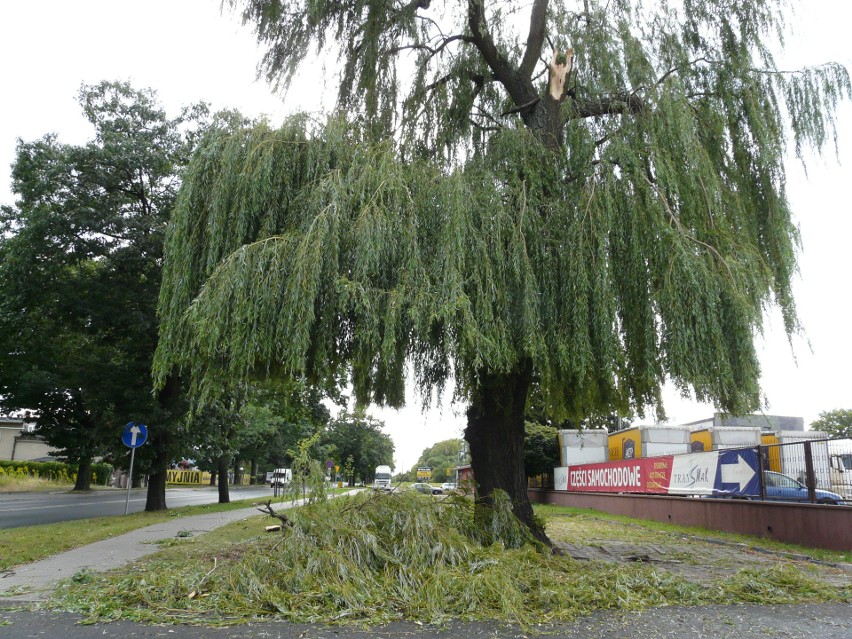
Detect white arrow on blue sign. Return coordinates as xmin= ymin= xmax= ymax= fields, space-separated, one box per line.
xmin=122 ymin=422 xmax=148 ymax=448
xmin=716 ymin=449 xmax=760 ymax=495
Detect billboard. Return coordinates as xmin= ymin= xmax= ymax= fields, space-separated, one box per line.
xmin=560 ymin=449 xmax=761 ymax=497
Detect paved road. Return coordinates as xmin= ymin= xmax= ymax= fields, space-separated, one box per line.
xmin=0 ymin=485 xmax=277 ymax=529
xmin=2 ymin=604 xmax=850 ymax=638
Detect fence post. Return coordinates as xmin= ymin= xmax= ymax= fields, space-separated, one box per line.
xmin=757 ymin=445 xmax=767 ymax=500
xmin=803 ymin=440 xmax=816 ymax=503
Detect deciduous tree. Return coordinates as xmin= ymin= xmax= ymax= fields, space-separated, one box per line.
xmin=323 ymin=410 xmax=395 ymax=484
xmin=0 ymin=81 xmax=205 ymax=498
xmin=811 ymin=409 xmax=852 ymax=440
xmin=154 ymin=1 xmax=849 ymax=542
xmin=414 ymin=439 xmax=465 ymax=482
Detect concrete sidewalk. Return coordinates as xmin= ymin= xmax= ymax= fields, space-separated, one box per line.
xmin=0 ymin=502 xmax=274 ymax=602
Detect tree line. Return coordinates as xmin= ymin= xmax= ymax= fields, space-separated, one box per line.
xmin=0 ymin=83 xmax=393 ymax=506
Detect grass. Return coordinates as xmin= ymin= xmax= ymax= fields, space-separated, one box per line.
xmin=536 ymin=504 xmax=852 ymax=564
xmin=45 ymin=491 xmax=850 ymax=628
xmin=0 ymin=496 xmax=270 ymax=571
xmin=0 ymin=485 xmax=361 ymax=571
xmin=0 ymin=476 xmax=74 ymax=493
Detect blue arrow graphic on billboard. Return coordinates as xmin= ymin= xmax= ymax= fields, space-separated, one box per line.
xmin=715 ymin=448 xmax=760 ymax=496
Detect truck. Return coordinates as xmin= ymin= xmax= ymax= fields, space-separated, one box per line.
xmin=373 ymin=465 xmax=393 ymax=491
xmin=828 ymin=439 xmax=852 ymax=500
xmin=608 ymin=425 xmax=692 ymax=460
xmin=761 ymin=431 xmax=831 ymax=490
xmin=690 ymin=426 xmax=762 ymax=452
xmin=266 ymin=468 xmax=292 ymax=487
xmin=557 ymin=428 xmax=608 ymax=466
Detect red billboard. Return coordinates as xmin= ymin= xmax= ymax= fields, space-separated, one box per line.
xmin=566 ymin=457 xmax=673 ymax=494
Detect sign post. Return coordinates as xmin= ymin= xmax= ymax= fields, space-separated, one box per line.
xmin=122 ymin=422 xmax=148 ymax=515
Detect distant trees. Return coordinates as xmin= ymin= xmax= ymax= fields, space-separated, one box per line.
xmin=413 ymin=439 xmax=465 ymax=483
xmin=523 ymin=422 xmax=560 ymax=479
xmin=811 ymin=409 xmax=852 ymax=440
xmin=322 ymin=410 xmax=394 ymax=485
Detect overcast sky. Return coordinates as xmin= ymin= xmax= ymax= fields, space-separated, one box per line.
xmin=1 ymin=1 xmax=850 ymax=473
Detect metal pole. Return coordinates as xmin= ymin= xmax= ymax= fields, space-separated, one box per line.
xmin=803 ymin=440 xmax=816 ymax=503
xmin=124 ymin=447 xmax=136 ymax=515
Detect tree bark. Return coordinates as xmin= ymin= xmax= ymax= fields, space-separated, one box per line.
xmin=146 ymin=463 xmax=168 ymax=511
xmin=145 ymin=426 xmax=170 ymax=511
xmin=233 ymin=458 xmax=242 ymax=486
xmin=73 ymin=456 xmax=92 ymax=491
xmin=464 ymin=359 xmax=549 ymax=546
xmin=146 ymin=374 xmax=180 ymax=511
xmin=217 ymin=454 xmax=230 ymax=504
xmin=209 ymin=469 xmax=217 ymax=486
xmin=249 ymin=458 xmax=258 ymax=485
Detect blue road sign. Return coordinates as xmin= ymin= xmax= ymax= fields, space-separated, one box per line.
xmin=715 ymin=448 xmax=761 ymax=496
xmin=122 ymin=422 xmax=148 ymax=449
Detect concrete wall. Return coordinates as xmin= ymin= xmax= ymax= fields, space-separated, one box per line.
xmin=680 ymin=414 xmax=805 ymax=432
xmin=0 ymin=424 xmax=57 ymax=461
xmin=529 ymin=489 xmax=852 ymax=552
xmin=0 ymin=426 xmax=16 ymax=459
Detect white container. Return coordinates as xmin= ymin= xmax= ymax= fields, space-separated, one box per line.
xmin=558 ymin=429 xmax=608 ymax=466
xmin=691 ymin=426 xmax=762 ymax=451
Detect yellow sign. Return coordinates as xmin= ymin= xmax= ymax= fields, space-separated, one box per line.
xmin=335 ymin=465 xmax=340 ymax=473
xmin=166 ymin=469 xmax=206 ymax=485
xmin=416 ymin=467 xmax=432 ymax=480
xmin=608 ymin=428 xmax=641 ymax=460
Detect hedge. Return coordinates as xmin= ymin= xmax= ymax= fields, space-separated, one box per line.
xmin=0 ymin=460 xmax=114 ymax=485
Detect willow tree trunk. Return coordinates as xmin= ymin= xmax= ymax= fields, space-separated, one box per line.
xmin=73 ymin=456 xmax=92 ymax=491
xmin=217 ymin=454 xmax=230 ymax=504
xmin=145 ymin=426 xmax=171 ymax=511
xmin=464 ymin=359 xmax=548 ymax=545
xmin=146 ymin=375 xmax=179 ymax=511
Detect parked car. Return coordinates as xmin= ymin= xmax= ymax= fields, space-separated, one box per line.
xmin=763 ymin=471 xmax=846 ymax=505
xmin=441 ymin=482 xmax=457 ymax=492
xmin=411 ymin=482 xmax=443 ymax=495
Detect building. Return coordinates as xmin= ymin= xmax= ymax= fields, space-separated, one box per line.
xmin=681 ymin=413 xmax=804 ymax=432
xmin=0 ymin=417 xmax=58 ymax=461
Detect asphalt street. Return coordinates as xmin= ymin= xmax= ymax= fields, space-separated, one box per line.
xmin=0 ymin=485 xmax=278 ymax=529
xmin=2 ymin=604 xmax=851 ymax=638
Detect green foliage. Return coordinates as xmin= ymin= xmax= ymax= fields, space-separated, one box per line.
xmin=413 ymin=439 xmax=464 ymax=482
xmin=0 ymin=460 xmax=112 ymax=486
xmin=284 ymin=432 xmax=328 ymax=504
xmin=810 ymin=409 xmax=852 ymax=439
xmin=50 ymin=491 xmax=846 ymax=627
xmin=523 ymin=421 xmax=560 ymax=478
xmin=0 ymin=81 xmax=207 ymax=488
xmin=156 ymin=0 xmax=850 ymax=532
xmin=153 ymin=109 xmax=822 ymax=419
xmin=716 ymin=564 xmax=843 ymax=604
xmin=322 ymin=409 xmax=394 ymax=484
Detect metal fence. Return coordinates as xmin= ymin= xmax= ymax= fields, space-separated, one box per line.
xmin=757 ymin=437 xmax=851 ymax=504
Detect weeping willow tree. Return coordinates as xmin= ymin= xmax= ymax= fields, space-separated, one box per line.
xmin=154 ymin=0 xmax=849 ymax=543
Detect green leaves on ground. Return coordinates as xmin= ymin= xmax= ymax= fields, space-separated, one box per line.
xmin=50 ymin=492 xmax=847 ymax=627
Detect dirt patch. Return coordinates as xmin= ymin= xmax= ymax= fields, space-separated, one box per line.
xmin=555 ymin=537 xmax=852 ymax=588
